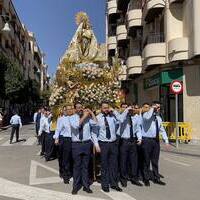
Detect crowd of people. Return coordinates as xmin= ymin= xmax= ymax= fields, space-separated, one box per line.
xmin=32 ymin=101 xmax=170 ymax=195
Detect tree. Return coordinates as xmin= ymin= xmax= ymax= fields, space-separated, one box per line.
xmin=0 ymin=53 xmax=8 ymax=98
xmin=4 ymin=58 xmax=25 ymax=102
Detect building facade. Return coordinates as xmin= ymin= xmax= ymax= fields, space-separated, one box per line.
xmin=0 ymin=0 xmax=49 ymax=91
xmin=106 ymin=0 xmax=200 ymax=142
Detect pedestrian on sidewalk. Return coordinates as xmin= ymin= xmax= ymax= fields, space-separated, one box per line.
xmin=10 ymin=110 xmax=22 ymax=144
xmin=38 ymin=107 xmax=51 ymax=157
xmin=33 ymin=108 xmax=42 ymax=145
xmin=45 ymin=113 xmax=57 ymax=161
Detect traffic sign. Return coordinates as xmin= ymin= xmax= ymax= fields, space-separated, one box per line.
xmin=170 ymin=80 xmax=183 ymax=94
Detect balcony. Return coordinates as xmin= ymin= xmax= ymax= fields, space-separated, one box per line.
xmin=143 ymin=0 xmax=165 ymax=23
xmin=108 ymin=36 xmax=117 ymax=50
xmin=168 ymin=37 xmax=188 ymax=62
xmin=108 ymin=0 xmax=117 ymax=16
xmin=118 ymin=65 xmax=127 ymax=81
xmin=127 ymin=1 xmax=142 ymax=31
xmin=143 ymin=33 xmax=166 ymax=66
xmin=117 ymin=0 xmax=130 ymax=11
xmin=116 ymin=23 xmax=128 ymax=46
xmin=169 ymin=0 xmax=184 ymax=4
xmin=127 ymin=49 xmax=142 ymax=75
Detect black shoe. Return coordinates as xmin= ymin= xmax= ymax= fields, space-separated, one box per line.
xmin=72 ymin=188 xmax=78 ymax=195
xmin=40 ymin=152 xmax=44 ymax=156
xmin=131 ymin=179 xmax=143 ymax=187
xmin=154 ymin=179 xmax=166 ymax=185
xmin=10 ymin=141 xmax=12 ymax=144
xmin=83 ymin=187 xmax=93 ymax=193
xmin=159 ymin=174 xmax=164 ymax=178
xmin=102 ymin=187 xmax=110 ymax=192
xmin=111 ymin=186 xmax=123 ymax=192
xmin=120 ymin=179 xmax=127 ymax=187
xmin=64 ymin=179 xmax=69 ymax=184
xmin=144 ymin=180 xmax=150 ymax=187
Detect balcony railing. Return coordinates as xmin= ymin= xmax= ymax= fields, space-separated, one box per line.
xmin=130 ymin=48 xmax=142 ymax=56
xmin=147 ymin=32 xmax=165 ymax=44
xmin=117 ymin=18 xmax=125 ymax=25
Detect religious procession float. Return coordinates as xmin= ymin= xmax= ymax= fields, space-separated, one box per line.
xmin=49 ymin=12 xmax=124 ymax=116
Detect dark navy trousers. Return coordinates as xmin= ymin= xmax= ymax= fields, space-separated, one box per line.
xmin=141 ymin=138 xmax=160 ymax=181
xmin=72 ymin=141 xmax=92 ymax=190
xmin=119 ymin=138 xmax=138 ymax=181
xmin=58 ymin=136 xmax=72 ymax=181
xmin=99 ymin=141 xmax=119 ymax=189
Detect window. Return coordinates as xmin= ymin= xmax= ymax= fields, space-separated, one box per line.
xmin=28 ymin=42 xmax=31 ymax=51
xmin=5 ymin=40 xmax=9 ymax=49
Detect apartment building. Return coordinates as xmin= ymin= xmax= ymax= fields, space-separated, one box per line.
xmin=107 ymin=0 xmax=200 ymax=142
xmin=0 ymin=0 xmax=49 ymax=91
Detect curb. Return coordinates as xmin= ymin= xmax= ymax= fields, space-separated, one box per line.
xmin=161 ymin=148 xmax=200 ymax=158
xmin=0 ymin=125 xmax=11 ymax=132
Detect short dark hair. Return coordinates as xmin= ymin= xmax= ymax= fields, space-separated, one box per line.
xmin=142 ymin=102 xmax=150 ymax=107
xmin=152 ymin=101 xmax=161 ymax=105
xmin=74 ymin=102 xmax=82 ymax=108
xmin=44 ymin=107 xmax=50 ymax=112
xmin=120 ymin=102 xmax=127 ymax=107
xmin=101 ymin=101 xmax=109 ymax=106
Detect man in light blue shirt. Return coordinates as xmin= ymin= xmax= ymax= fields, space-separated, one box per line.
xmin=141 ymin=102 xmax=169 ymax=187
xmin=54 ymin=105 xmax=72 ymax=184
xmin=69 ymin=102 xmax=98 ymax=195
xmin=114 ymin=103 xmax=143 ymax=187
xmin=38 ymin=107 xmax=51 ymax=157
xmin=10 ymin=110 xmax=22 ymax=144
xmin=95 ymin=102 xmax=122 ymax=193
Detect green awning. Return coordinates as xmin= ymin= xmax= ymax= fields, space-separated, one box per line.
xmin=144 ymin=68 xmax=183 ymax=89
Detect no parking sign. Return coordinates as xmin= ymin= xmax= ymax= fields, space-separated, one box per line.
xmin=170 ymin=80 xmax=183 ymax=148
xmin=170 ymin=80 xmax=183 ymax=94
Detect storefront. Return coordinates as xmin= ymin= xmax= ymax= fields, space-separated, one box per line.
xmin=135 ymin=68 xmax=183 ymax=122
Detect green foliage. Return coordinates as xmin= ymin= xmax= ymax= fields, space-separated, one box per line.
xmin=0 ymin=53 xmax=9 ymax=97
xmin=0 ymin=53 xmax=41 ymax=103
xmin=4 ymin=59 xmax=25 ymax=100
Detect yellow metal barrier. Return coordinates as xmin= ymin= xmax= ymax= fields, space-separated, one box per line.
xmin=162 ymin=122 xmax=192 ymax=142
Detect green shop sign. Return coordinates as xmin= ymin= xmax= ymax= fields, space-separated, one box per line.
xmin=144 ymin=68 xmax=183 ymax=89
xmin=144 ymin=73 xmax=160 ymax=89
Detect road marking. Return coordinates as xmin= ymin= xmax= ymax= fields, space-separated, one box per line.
xmin=29 ymin=160 xmax=62 ymax=185
xmin=0 ymin=177 xmax=107 ymax=200
xmin=29 ymin=160 xmax=137 ymax=200
xmin=102 ymin=191 xmax=137 ymax=200
xmin=163 ymin=157 xmax=191 ymax=167
xmin=22 ymin=137 xmax=37 ymax=146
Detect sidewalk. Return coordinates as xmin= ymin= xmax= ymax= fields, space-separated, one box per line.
xmin=0 ymin=125 xmax=11 ymax=132
xmin=161 ymin=142 xmax=200 ymax=157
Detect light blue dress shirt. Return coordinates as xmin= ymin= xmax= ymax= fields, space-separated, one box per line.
xmin=96 ymin=113 xmax=118 ymax=142
xmin=54 ymin=115 xmax=71 ymax=139
xmin=113 ymin=110 xmax=142 ymax=140
xmin=38 ymin=116 xmax=51 ymax=135
xmin=69 ymin=114 xmax=98 ymax=145
xmin=10 ymin=114 xmax=22 ymax=127
xmin=141 ymin=108 xmax=169 ymax=143
xmin=33 ymin=112 xmax=37 ymax=123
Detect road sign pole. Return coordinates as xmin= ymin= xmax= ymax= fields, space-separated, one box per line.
xmin=175 ymin=94 xmax=179 ymax=148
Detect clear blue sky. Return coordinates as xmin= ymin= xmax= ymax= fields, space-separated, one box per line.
xmin=13 ymin=0 xmax=106 ymax=76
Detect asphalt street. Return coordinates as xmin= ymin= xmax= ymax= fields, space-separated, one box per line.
xmin=0 ymin=124 xmax=199 ymax=200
